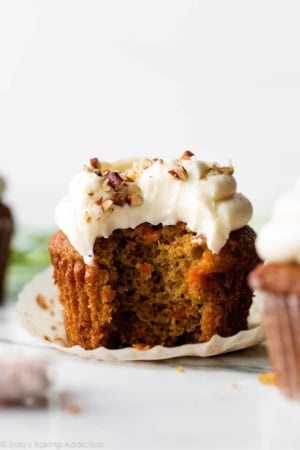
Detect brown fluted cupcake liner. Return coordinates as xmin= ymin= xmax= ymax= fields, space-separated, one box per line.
xmin=262 ymin=292 xmax=300 ymax=400
xmin=0 ymin=217 xmax=14 ymax=302
xmin=17 ymin=267 xmax=265 ymax=361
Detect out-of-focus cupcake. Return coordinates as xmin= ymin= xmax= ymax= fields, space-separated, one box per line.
xmin=249 ymin=179 xmax=300 ymax=400
xmin=0 ymin=176 xmax=14 ymax=303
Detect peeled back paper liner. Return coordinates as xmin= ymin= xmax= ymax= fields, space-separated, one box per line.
xmin=17 ymin=266 xmax=265 ymax=361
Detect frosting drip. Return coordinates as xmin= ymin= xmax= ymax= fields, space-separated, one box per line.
xmin=55 ymin=155 xmax=253 ymax=264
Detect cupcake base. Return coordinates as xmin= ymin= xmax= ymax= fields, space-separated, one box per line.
xmin=49 ymin=223 xmax=259 ymax=350
xmin=262 ymin=292 xmax=300 ymax=400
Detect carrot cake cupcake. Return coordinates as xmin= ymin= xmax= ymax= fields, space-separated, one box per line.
xmin=249 ymin=179 xmax=300 ymax=400
xmin=0 ymin=176 xmax=14 ymax=303
xmin=49 ymin=152 xmax=259 ymax=350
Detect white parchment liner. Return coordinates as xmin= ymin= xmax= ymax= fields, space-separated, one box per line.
xmin=17 ymin=266 xmax=265 ymax=361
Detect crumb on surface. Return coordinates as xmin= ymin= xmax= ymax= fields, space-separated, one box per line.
xmin=59 ymin=392 xmax=81 ymax=415
xmin=177 ymin=366 xmax=184 ymax=373
xmin=259 ymin=372 xmax=277 ymax=385
xmin=67 ymin=404 xmax=81 ymax=415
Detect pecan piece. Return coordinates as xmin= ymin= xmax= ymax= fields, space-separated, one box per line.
xmin=112 ymin=192 xmax=126 ymax=206
xmin=107 ymin=171 xmax=123 ymax=191
xmin=102 ymin=199 xmax=114 ymax=212
xmin=126 ymin=192 xmax=143 ymax=207
xmin=90 ymin=157 xmax=102 ymax=170
xmin=180 ymin=150 xmax=194 ymax=160
xmin=168 ymin=165 xmax=188 ymax=181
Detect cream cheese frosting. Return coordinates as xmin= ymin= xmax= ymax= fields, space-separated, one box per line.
xmin=55 ymin=153 xmax=253 ymax=264
xmin=256 ymin=179 xmax=300 ymax=263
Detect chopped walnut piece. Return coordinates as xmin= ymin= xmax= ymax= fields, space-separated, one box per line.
xmin=180 ymin=150 xmax=194 ymax=160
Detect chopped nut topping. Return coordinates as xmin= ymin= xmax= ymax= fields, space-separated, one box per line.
xmin=102 ymin=199 xmax=114 ymax=212
xmin=126 ymin=191 xmax=143 ymax=207
xmin=180 ymin=150 xmax=194 ymax=160
xmin=84 ymin=211 xmax=92 ymax=222
xmin=200 ymin=162 xmax=234 ymax=179
xmin=112 ymin=192 xmax=126 ymax=206
xmin=102 ymin=179 xmax=112 ymax=193
xmin=133 ymin=158 xmax=154 ymax=172
xmin=168 ymin=165 xmax=188 ymax=181
xmin=168 ymin=169 xmax=180 ymax=179
xmin=209 ymin=163 xmax=234 ymax=176
xmin=107 ymin=171 xmax=124 ymax=191
xmin=90 ymin=157 xmax=102 ymax=170
xmin=123 ymin=174 xmax=135 ymax=182
xmin=84 ymin=165 xmax=94 ymax=173
xmin=95 ymin=196 xmax=103 ymax=206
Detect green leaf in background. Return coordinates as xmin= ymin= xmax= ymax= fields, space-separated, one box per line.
xmin=6 ymin=228 xmax=54 ymax=301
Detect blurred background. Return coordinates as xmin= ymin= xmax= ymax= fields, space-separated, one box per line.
xmin=1 ymin=0 xmax=300 ymax=231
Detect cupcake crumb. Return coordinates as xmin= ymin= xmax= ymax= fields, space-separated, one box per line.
xmin=258 ymin=372 xmax=277 ymax=385
xmin=59 ymin=391 xmax=81 ymax=415
xmin=177 ymin=366 xmax=185 ymax=373
xmin=67 ymin=404 xmax=81 ymax=415
xmin=132 ymin=343 xmax=152 ymax=350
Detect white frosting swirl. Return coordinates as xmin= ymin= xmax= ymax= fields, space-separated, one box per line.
xmin=55 ymin=156 xmax=253 ymax=264
xmin=256 ymin=179 xmax=300 ymax=263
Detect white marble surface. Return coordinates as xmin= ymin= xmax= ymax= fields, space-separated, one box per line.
xmin=1 ymin=304 xmax=300 ymax=450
